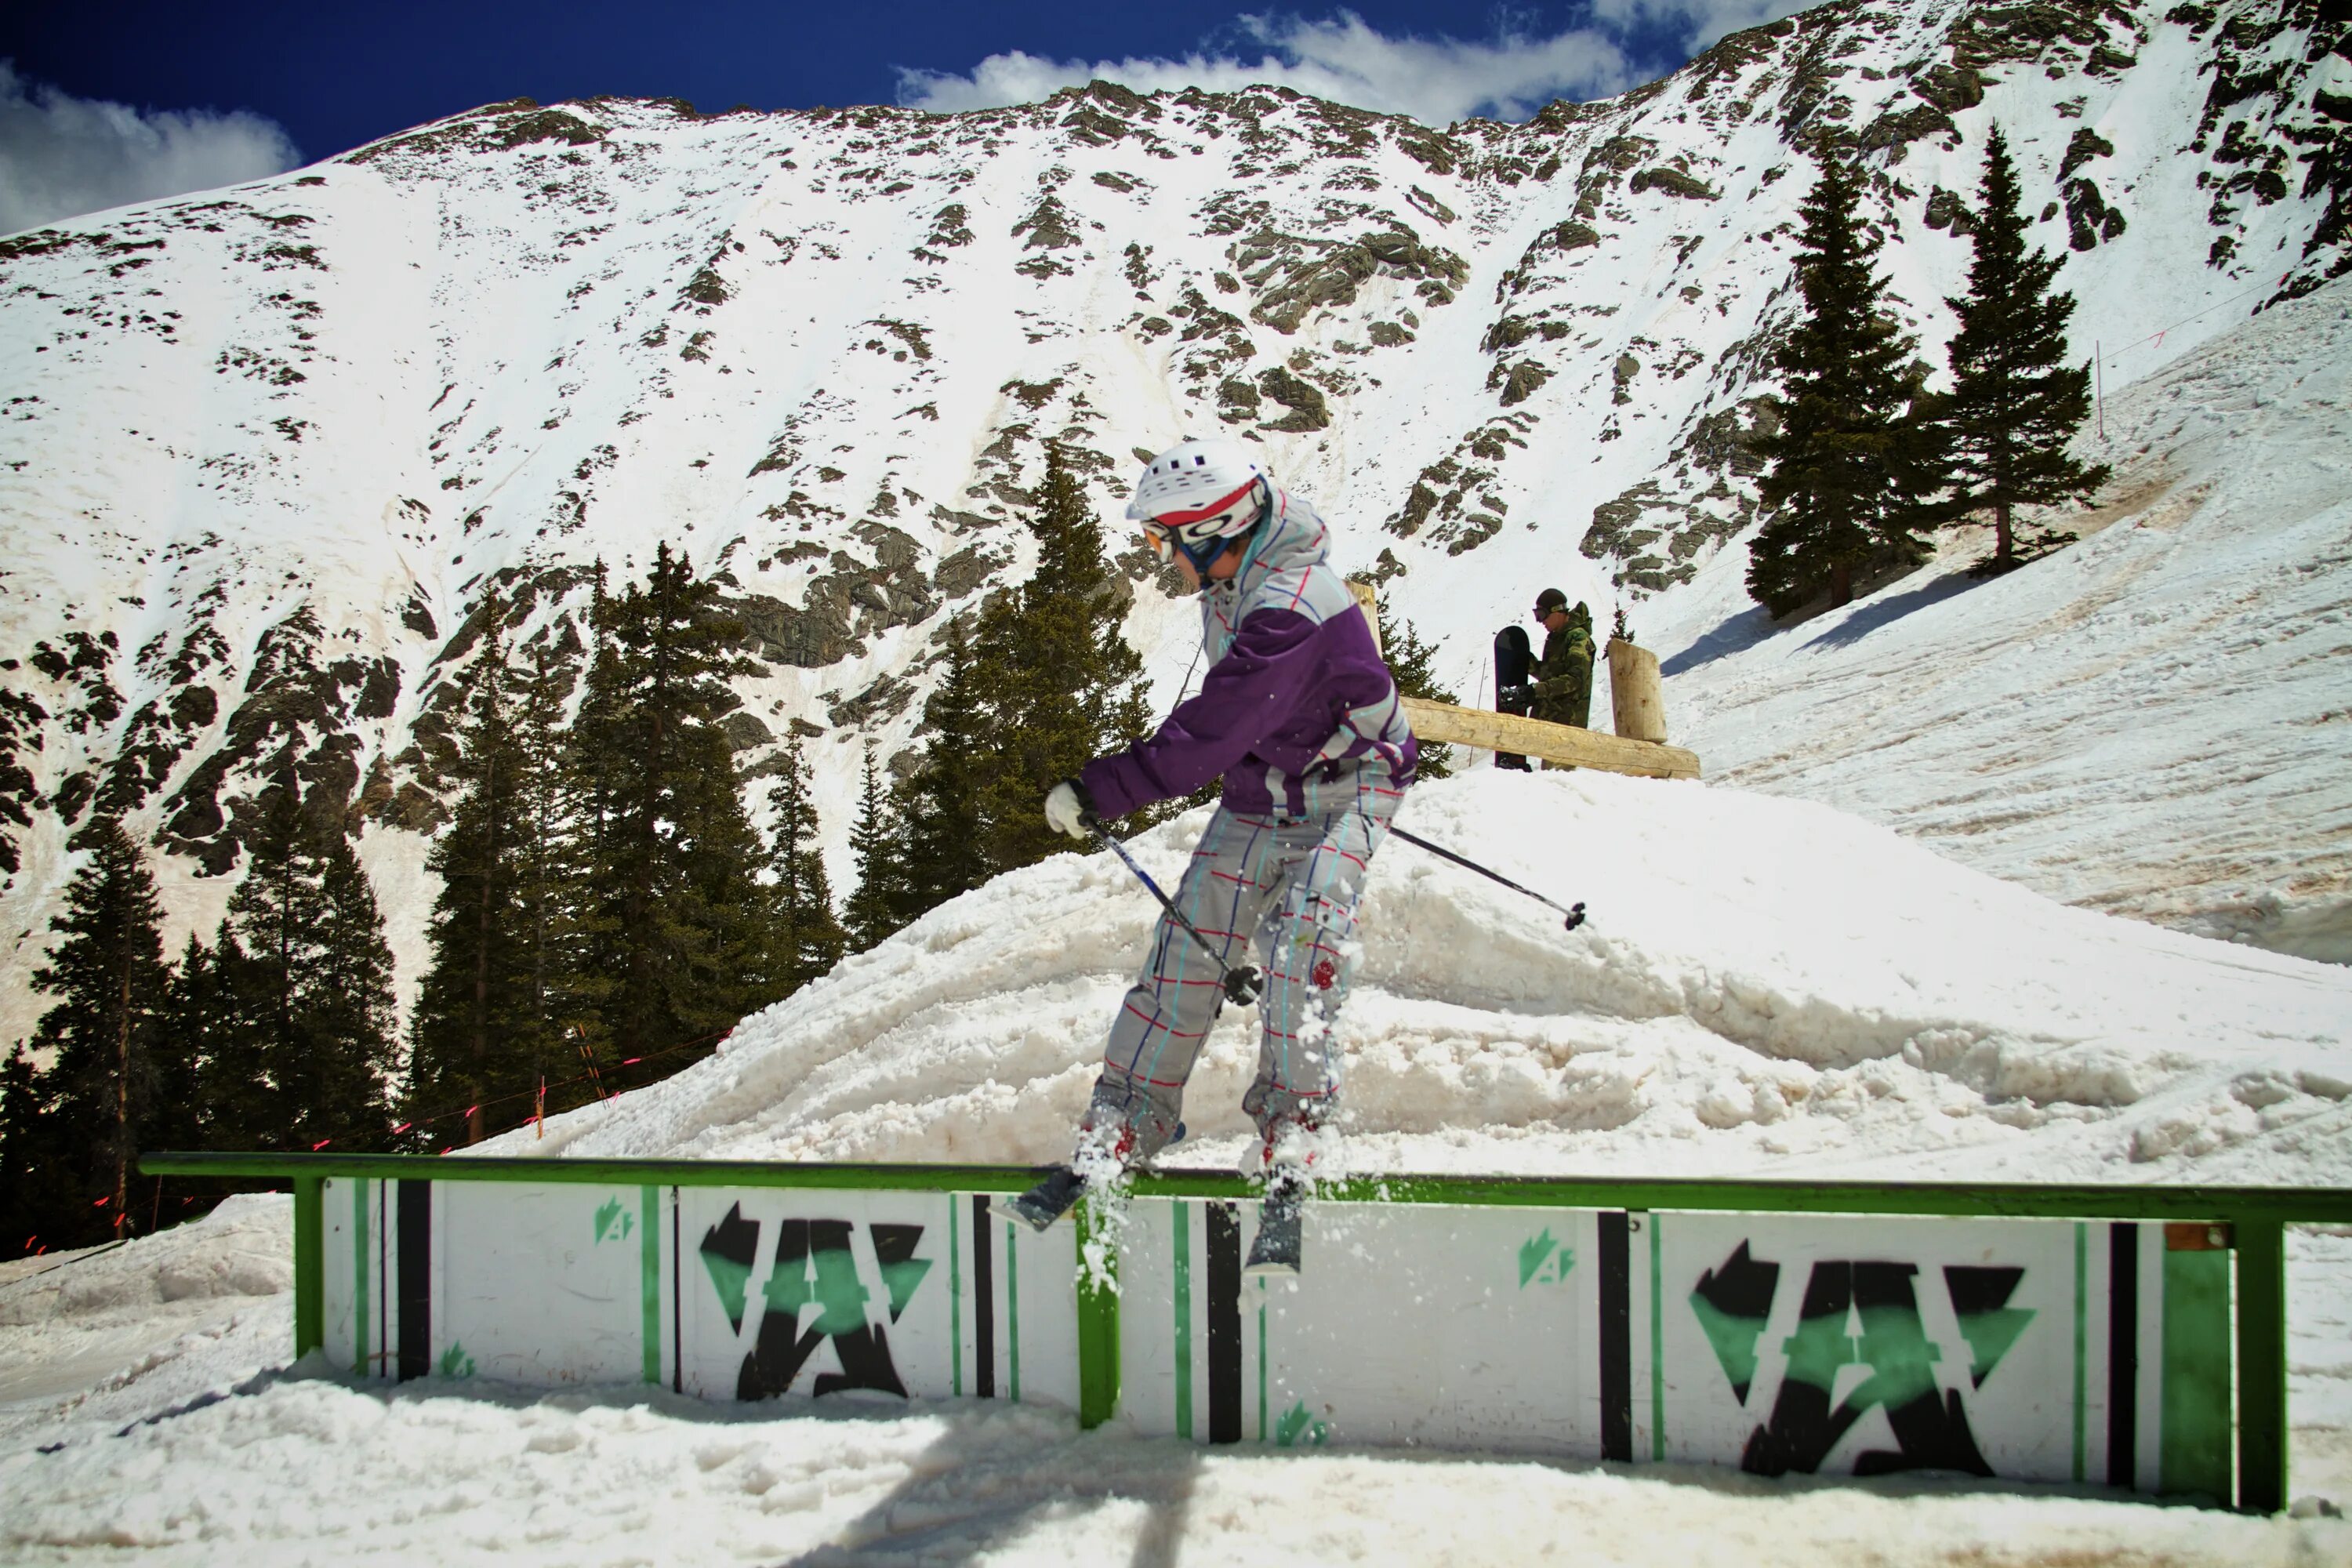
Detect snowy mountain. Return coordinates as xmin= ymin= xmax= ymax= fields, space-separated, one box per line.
xmin=2 ymin=0 xmax=2348 ymax=1040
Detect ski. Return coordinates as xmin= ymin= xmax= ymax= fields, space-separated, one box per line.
xmin=1243 ymin=1177 xmax=1303 ymax=1279
xmin=993 ymin=1165 xmax=1087 ymax=1232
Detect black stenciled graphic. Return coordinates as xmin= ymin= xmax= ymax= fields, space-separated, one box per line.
xmin=698 ymin=1207 xmax=935 ymax=1401
xmin=1692 ymin=1244 xmax=2033 ymax=1479
xmin=701 ymin=1203 xmax=761 ymax=1333
xmin=1691 ymin=1240 xmax=1780 ymax=1403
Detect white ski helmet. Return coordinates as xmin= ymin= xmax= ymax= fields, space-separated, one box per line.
xmin=1126 ymin=437 xmax=1271 ymax=570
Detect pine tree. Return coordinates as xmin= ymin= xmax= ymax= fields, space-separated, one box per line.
xmin=20 ymin=815 xmax=175 ymax=1242
xmin=0 ymin=1044 xmax=67 ymax=1258
xmin=896 ymin=617 xmax=994 ymax=921
xmin=764 ymin=735 xmax=847 ymax=993
xmin=153 ymin=933 xmax=230 ymax=1149
xmin=1748 ymin=150 xmax=1940 ymax=616
xmin=407 ymin=595 xmax=557 ymax=1144
xmin=1375 ymin=600 xmax=1461 ymax=780
xmin=220 ymin=759 xmax=394 ymax=1151
xmin=1936 ymin=125 xmax=2111 ymax=574
xmin=970 ymin=441 xmax=1153 ymax=871
xmin=572 ymin=545 xmax=771 ymax=1065
xmin=844 ymin=743 xmax=910 ymax=953
xmin=187 ymin=927 xmax=273 ymax=1150
xmin=509 ymin=630 xmax=598 ymax=1109
xmin=307 ymin=830 xmax=397 ymax=1148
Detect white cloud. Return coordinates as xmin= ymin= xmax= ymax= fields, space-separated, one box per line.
xmin=0 ymin=61 xmax=303 ymax=238
xmin=1589 ymin=0 xmax=1820 ymax=52
xmin=895 ymin=11 xmax=1639 ymax=127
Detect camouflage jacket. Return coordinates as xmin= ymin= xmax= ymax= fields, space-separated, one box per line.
xmin=1530 ymin=612 xmax=1595 ymax=728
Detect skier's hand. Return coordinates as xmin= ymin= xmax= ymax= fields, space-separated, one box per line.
xmin=1044 ymin=779 xmax=1097 ymax=840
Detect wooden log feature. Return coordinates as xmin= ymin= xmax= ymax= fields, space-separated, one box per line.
xmin=1398 ymin=697 xmax=1701 ymax=780
xmin=1606 ymin=638 xmax=1668 ymax=743
xmin=1347 ymin=579 xmax=1383 ymax=654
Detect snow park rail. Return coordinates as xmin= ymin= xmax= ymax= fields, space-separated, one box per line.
xmin=139 ymin=1152 xmax=2352 ymax=1514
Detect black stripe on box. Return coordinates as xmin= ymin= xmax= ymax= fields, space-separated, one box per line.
xmin=397 ymin=1181 xmax=431 ymax=1381
xmin=1599 ymin=1211 xmax=1632 ymax=1462
xmin=1207 ymin=1202 xmax=1242 ymax=1443
xmin=2108 ymin=1222 xmax=2138 ymax=1488
xmin=972 ymin=1195 xmax=996 ymax=1399
xmin=672 ymin=1188 xmax=683 ymax=1394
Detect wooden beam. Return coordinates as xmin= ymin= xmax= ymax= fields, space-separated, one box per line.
xmin=1400 ymin=696 xmax=1701 ymax=779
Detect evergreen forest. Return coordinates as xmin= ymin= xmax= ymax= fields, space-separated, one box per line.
xmin=0 ymin=447 xmax=1170 ymax=1259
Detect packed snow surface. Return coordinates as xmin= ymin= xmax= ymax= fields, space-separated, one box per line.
xmin=4 ymin=779 xmax=2351 ymax=1561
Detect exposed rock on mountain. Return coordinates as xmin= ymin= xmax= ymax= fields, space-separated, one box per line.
xmin=2 ymin=0 xmax=2345 ymax=1033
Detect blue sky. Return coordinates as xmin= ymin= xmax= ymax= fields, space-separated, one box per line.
xmin=2 ymin=0 xmax=1805 ymax=233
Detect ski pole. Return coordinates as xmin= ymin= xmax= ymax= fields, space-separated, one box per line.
xmin=1091 ymin=822 xmax=1264 ymax=1005
xmin=1387 ymin=825 xmax=1587 ymax=932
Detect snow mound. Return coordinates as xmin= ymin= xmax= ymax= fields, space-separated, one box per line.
xmin=498 ymin=769 xmax=2352 ymax=1185
xmin=0 ymin=1195 xmax=291 ymax=1330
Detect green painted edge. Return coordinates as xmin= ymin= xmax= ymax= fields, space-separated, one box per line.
xmin=292 ymin=1176 xmax=324 ymax=1358
xmin=1650 ymin=1210 xmax=1665 ymax=1461
xmin=2071 ymin=1221 xmax=2087 ymax=1484
xmin=2160 ymin=1244 xmax=2233 ymax=1503
xmin=1006 ymin=1220 xmax=1021 ymax=1403
xmin=1173 ymin=1202 xmax=1193 ymax=1441
xmin=640 ymin=1185 xmax=661 ymax=1385
xmin=1258 ymin=1290 xmax=1269 ymax=1444
xmin=351 ymin=1178 xmax=370 ymax=1378
xmin=948 ymin=1196 xmax=963 ymax=1399
xmin=133 ymin=1152 xmax=2352 ymax=1224
xmin=2233 ymin=1218 xmax=2288 ymax=1513
xmin=1073 ymin=1201 xmax=1116 ymax=1428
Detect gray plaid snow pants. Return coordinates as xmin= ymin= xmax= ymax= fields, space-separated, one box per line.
xmin=1087 ymin=757 xmax=1404 ymax=1160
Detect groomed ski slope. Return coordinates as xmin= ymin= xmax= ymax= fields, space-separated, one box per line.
xmin=5 ymin=768 xmax=2350 ymax=1565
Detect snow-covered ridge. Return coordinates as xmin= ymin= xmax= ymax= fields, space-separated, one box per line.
xmin=2 ymin=0 xmax=2347 ymax=1040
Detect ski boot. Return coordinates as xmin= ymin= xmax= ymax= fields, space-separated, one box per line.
xmin=1243 ymin=1116 xmax=1316 ymax=1278
xmin=1243 ymin=1169 xmax=1303 ymax=1279
xmin=993 ymin=1122 xmax=1182 ymax=1232
xmin=993 ymin=1164 xmax=1087 ymax=1232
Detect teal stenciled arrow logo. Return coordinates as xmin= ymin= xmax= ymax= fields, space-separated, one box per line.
xmin=1519 ymin=1228 xmax=1574 ymax=1287
xmin=1688 ymin=1241 xmax=2034 ymax=1479
xmin=697 ymin=1204 xmax=935 ymax=1399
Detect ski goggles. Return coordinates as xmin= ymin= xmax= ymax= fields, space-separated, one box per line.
xmin=1142 ymin=488 xmax=1264 ymax=573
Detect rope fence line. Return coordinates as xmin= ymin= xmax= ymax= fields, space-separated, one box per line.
xmin=2097 ymin=270 xmax=2291 ymax=368
xmin=354 ymin=1025 xmax=736 ymax=1156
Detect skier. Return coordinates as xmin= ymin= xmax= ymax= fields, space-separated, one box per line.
xmin=996 ymin=437 xmax=1417 ymax=1277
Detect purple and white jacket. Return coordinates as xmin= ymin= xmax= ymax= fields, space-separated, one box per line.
xmin=1080 ymin=488 xmax=1418 ymax=820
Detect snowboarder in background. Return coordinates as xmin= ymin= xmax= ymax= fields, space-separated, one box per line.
xmin=1528 ymin=589 xmax=1595 ymax=732
xmin=1493 ymin=623 xmax=1534 ymax=771
xmin=998 ymin=437 xmax=1417 ymax=1278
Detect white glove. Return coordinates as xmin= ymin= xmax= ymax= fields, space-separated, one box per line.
xmin=1044 ymin=780 xmax=1093 ymax=840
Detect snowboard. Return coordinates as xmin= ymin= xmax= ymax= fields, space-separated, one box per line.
xmin=1494 ymin=624 xmax=1534 ymax=771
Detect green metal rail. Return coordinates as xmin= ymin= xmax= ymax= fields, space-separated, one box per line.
xmin=142 ymin=1150 xmax=2352 ymax=1514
